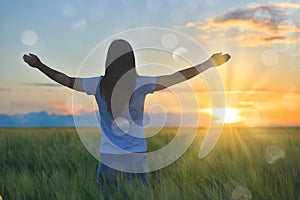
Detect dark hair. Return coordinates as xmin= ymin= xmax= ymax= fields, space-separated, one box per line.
xmin=100 ymin=39 xmax=137 ymax=118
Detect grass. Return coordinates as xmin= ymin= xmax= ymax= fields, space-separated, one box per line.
xmin=0 ymin=127 xmax=299 ymax=200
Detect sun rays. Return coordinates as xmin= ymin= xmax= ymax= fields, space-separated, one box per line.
xmin=201 ymin=107 xmax=243 ymax=124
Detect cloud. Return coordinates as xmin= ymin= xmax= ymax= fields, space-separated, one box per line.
xmin=49 ymin=103 xmax=97 ymax=115
xmin=71 ymin=19 xmax=88 ymax=33
xmin=191 ymin=3 xmax=300 ymax=46
xmin=185 ymin=22 xmax=196 ymax=28
xmin=276 ymin=2 xmax=300 ymax=9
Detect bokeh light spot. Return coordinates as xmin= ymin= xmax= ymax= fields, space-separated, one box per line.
xmin=265 ymin=145 xmax=285 ymax=164
xmin=161 ymin=33 xmax=178 ymax=49
xmin=144 ymin=104 xmax=167 ymax=137
xmin=282 ymin=93 xmax=300 ymax=111
xmin=21 ymin=30 xmax=39 ymax=46
xmin=112 ymin=117 xmax=130 ymax=133
xmin=277 ymin=20 xmax=296 ymax=37
xmin=231 ymin=186 xmax=252 ymax=200
xmin=254 ymin=8 xmax=271 ymax=24
xmin=261 ymin=49 xmax=279 ymax=66
xmin=172 ymin=47 xmax=188 ymax=62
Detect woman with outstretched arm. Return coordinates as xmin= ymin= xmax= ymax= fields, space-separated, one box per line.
xmin=23 ymin=39 xmax=230 ymax=198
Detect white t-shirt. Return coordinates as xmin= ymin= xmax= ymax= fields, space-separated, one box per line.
xmin=82 ymin=75 xmax=156 ymax=154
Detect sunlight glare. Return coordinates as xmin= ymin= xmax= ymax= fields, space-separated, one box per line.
xmin=201 ymin=107 xmax=242 ymax=124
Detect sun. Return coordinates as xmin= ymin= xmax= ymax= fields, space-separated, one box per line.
xmin=201 ymin=107 xmax=243 ymax=124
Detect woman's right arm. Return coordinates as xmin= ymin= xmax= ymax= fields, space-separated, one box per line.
xmin=154 ymin=52 xmax=231 ymax=91
xmin=23 ymin=53 xmax=84 ymax=92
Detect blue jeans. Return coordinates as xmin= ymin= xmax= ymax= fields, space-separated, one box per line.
xmin=96 ymin=162 xmax=148 ymax=198
xmin=96 ymin=162 xmax=148 ymax=185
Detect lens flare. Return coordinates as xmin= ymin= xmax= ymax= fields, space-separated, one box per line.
xmin=201 ymin=107 xmax=242 ymax=124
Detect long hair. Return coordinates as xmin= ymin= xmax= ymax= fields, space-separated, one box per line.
xmin=100 ymin=39 xmax=137 ymax=118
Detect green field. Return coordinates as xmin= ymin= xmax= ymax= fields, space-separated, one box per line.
xmin=0 ymin=127 xmax=299 ymax=200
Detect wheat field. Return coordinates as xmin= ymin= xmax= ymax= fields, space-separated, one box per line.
xmin=0 ymin=127 xmax=299 ymax=200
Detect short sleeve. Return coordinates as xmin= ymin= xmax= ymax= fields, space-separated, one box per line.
xmin=136 ymin=76 xmax=156 ymax=94
xmin=82 ymin=76 xmax=102 ymax=95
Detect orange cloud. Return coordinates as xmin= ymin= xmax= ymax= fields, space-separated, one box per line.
xmin=188 ymin=3 xmax=300 ymax=46
xmin=185 ymin=22 xmax=196 ymax=28
xmin=275 ymin=2 xmax=300 ymax=9
xmin=50 ymin=103 xmax=97 ymax=115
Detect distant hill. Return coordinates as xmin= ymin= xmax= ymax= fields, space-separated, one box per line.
xmin=0 ymin=111 xmax=199 ymax=127
xmin=0 ymin=111 xmax=98 ymax=127
xmin=0 ymin=111 xmax=74 ymax=127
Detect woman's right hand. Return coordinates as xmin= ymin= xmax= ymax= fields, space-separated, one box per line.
xmin=23 ymin=53 xmax=42 ymax=68
xmin=210 ymin=52 xmax=231 ymax=66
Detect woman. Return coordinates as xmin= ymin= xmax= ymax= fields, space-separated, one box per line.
xmin=23 ymin=39 xmax=230 ymax=195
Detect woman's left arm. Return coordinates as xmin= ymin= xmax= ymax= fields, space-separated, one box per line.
xmin=154 ymin=52 xmax=231 ymax=91
xmin=23 ymin=53 xmax=85 ymax=92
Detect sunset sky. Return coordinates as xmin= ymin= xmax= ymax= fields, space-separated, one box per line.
xmin=1 ymin=0 xmax=300 ymax=127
